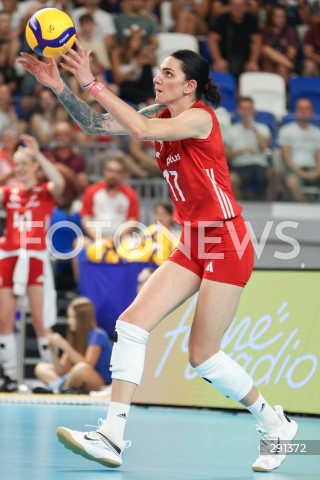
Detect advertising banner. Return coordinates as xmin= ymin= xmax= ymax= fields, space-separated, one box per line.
xmin=134 ymin=271 xmax=320 ymax=414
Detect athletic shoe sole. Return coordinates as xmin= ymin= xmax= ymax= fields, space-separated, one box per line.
xmin=56 ymin=427 xmax=121 ymax=468
xmin=252 ymin=420 xmax=299 ymax=472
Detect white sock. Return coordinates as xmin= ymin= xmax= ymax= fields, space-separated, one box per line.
xmin=246 ymin=393 xmax=280 ymax=426
xmin=0 ymin=333 xmax=18 ymax=380
xmin=100 ymin=402 xmax=130 ymax=444
xmin=37 ymin=337 xmax=53 ymax=363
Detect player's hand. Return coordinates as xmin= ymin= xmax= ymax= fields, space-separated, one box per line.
xmin=59 ymin=38 xmax=96 ymax=88
xmin=16 ymin=53 xmax=65 ymax=93
xmin=19 ymin=134 xmax=40 ymax=155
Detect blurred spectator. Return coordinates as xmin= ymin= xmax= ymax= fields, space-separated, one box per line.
xmin=210 ymin=0 xmax=260 ymax=20
xmin=80 ymin=157 xmax=140 ymax=241
xmin=262 ymin=5 xmax=298 ymax=83
xmin=171 ymin=0 xmax=210 ymax=35
xmin=224 ymin=96 xmax=281 ymax=200
xmin=0 ymin=10 xmax=20 ymax=88
xmin=72 ymin=157 xmax=140 ymax=280
xmin=208 ymin=0 xmax=261 ymax=78
xmin=127 ymin=136 xmax=162 ymax=177
xmin=34 ymin=297 xmax=113 ymax=394
xmin=0 ymin=84 xmax=26 ymax=135
xmin=114 ymin=0 xmax=159 ymax=64
xmin=0 ymin=0 xmax=29 ymax=34
xmin=303 ymin=21 xmax=320 ymax=75
xmin=260 ymin=1 xmax=311 ymax=28
xmin=43 ymin=121 xmax=88 ymax=194
xmin=111 ymin=24 xmax=155 ymax=106
xmin=278 ymin=97 xmax=320 ymax=202
xmin=76 ymin=13 xmax=111 ymax=70
xmin=0 ymin=126 xmax=20 ymax=185
xmin=29 ymin=88 xmax=67 ymax=149
xmin=71 ymin=0 xmax=117 ymax=53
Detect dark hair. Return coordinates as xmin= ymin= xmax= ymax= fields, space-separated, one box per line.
xmin=79 ymin=13 xmax=94 ymax=25
xmin=171 ymin=50 xmax=221 ymax=108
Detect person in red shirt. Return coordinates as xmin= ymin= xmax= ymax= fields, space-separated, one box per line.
xmin=71 ymin=156 xmax=140 ymax=280
xmin=19 ymin=42 xmax=297 ymax=473
xmin=0 ymin=134 xmax=65 ymax=392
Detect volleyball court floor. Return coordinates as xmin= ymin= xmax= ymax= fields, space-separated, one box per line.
xmin=1 ymin=398 xmax=319 ymax=480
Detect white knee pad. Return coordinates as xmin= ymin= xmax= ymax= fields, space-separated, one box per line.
xmin=110 ymin=320 xmax=149 ymax=385
xmin=194 ymin=350 xmax=253 ymax=402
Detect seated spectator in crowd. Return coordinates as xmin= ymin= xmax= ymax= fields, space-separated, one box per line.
xmin=76 ymin=13 xmax=112 ymax=71
xmin=111 ymin=24 xmax=155 ymax=106
xmin=0 ymin=126 xmax=20 ymax=185
xmin=71 ymin=0 xmax=116 ymax=53
xmin=210 ymin=0 xmax=260 ymax=20
xmin=0 ymin=84 xmax=26 ymax=135
xmin=261 ymin=5 xmax=298 ymax=83
xmin=208 ymin=0 xmax=261 ymax=78
xmin=278 ymin=97 xmax=320 ymax=202
xmin=224 ymin=96 xmax=281 ymax=201
xmin=29 ymin=88 xmax=67 ymax=149
xmin=34 ymin=297 xmax=113 ymax=394
xmin=303 ymin=21 xmax=320 ymax=75
xmin=259 ymin=1 xmax=310 ymax=28
xmin=0 ymin=0 xmax=29 ymax=36
xmin=114 ymin=0 xmax=159 ymax=65
xmin=127 ymin=135 xmax=162 ymax=177
xmin=172 ymin=0 xmax=210 ymax=36
xmin=0 ymin=134 xmax=65 ymax=392
xmin=72 ymin=157 xmax=140 ymax=279
xmin=43 ymin=121 xmax=88 ymax=194
xmin=0 ymin=9 xmax=20 ymax=89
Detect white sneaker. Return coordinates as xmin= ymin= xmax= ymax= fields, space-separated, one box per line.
xmin=252 ymin=405 xmax=298 ymax=472
xmin=56 ymin=420 xmax=131 ymax=468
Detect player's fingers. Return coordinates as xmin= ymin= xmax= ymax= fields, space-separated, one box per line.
xmin=63 ymin=43 xmax=79 ymax=58
xmin=74 ymin=38 xmax=86 ymax=57
xmin=19 ymin=52 xmax=40 ymax=66
xmin=59 ymin=61 xmax=77 ymax=74
xmin=59 ymin=51 xmax=80 ymax=68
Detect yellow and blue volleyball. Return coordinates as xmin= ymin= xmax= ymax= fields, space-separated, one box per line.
xmin=25 ymin=8 xmax=76 ymax=58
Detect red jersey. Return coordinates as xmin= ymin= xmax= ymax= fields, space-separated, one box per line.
xmin=0 ymin=183 xmax=55 ymax=251
xmin=81 ymin=181 xmax=140 ymax=236
xmin=155 ymin=101 xmax=242 ymax=225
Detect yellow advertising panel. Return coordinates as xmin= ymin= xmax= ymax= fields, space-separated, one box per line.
xmin=134 ymin=271 xmax=320 ymax=414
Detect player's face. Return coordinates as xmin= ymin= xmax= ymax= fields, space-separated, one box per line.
xmin=13 ymin=150 xmax=38 ymax=184
xmin=153 ymin=56 xmax=191 ymax=105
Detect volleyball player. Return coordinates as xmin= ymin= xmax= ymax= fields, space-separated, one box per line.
xmin=17 ymin=41 xmax=298 ymax=472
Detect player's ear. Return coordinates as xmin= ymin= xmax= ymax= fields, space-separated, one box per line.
xmin=184 ymin=79 xmax=197 ymax=95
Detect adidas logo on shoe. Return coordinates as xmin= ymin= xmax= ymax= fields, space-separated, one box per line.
xmin=117 ymin=413 xmax=127 ymax=419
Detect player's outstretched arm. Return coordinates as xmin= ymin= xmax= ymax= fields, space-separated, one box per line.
xmin=17 ymin=52 xmax=165 ymax=136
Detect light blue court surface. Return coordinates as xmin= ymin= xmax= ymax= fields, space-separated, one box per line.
xmin=1 ymin=403 xmax=319 ymax=480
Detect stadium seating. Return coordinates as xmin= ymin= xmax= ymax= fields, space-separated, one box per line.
xmin=156 ymin=32 xmax=199 ymax=66
xmin=288 ymin=77 xmax=320 ymax=114
xmin=239 ymin=72 xmax=287 ymax=120
xmin=210 ymin=71 xmax=237 ymax=112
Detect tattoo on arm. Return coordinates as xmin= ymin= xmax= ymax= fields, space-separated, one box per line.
xmin=56 ymin=84 xmax=165 ymax=135
xmin=56 ymin=85 xmax=118 ymax=135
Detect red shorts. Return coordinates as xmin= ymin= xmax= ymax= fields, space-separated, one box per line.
xmin=169 ymin=215 xmax=254 ymax=287
xmin=0 ymin=257 xmax=44 ymax=289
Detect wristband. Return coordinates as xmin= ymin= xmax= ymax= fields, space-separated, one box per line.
xmin=80 ymin=78 xmax=97 ymax=89
xmin=89 ymin=81 xmax=105 ymax=98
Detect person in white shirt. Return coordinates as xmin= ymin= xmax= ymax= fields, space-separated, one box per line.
xmin=278 ymin=97 xmax=320 ymax=202
xmin=224 ymin=96 xmax=281 ymax=201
